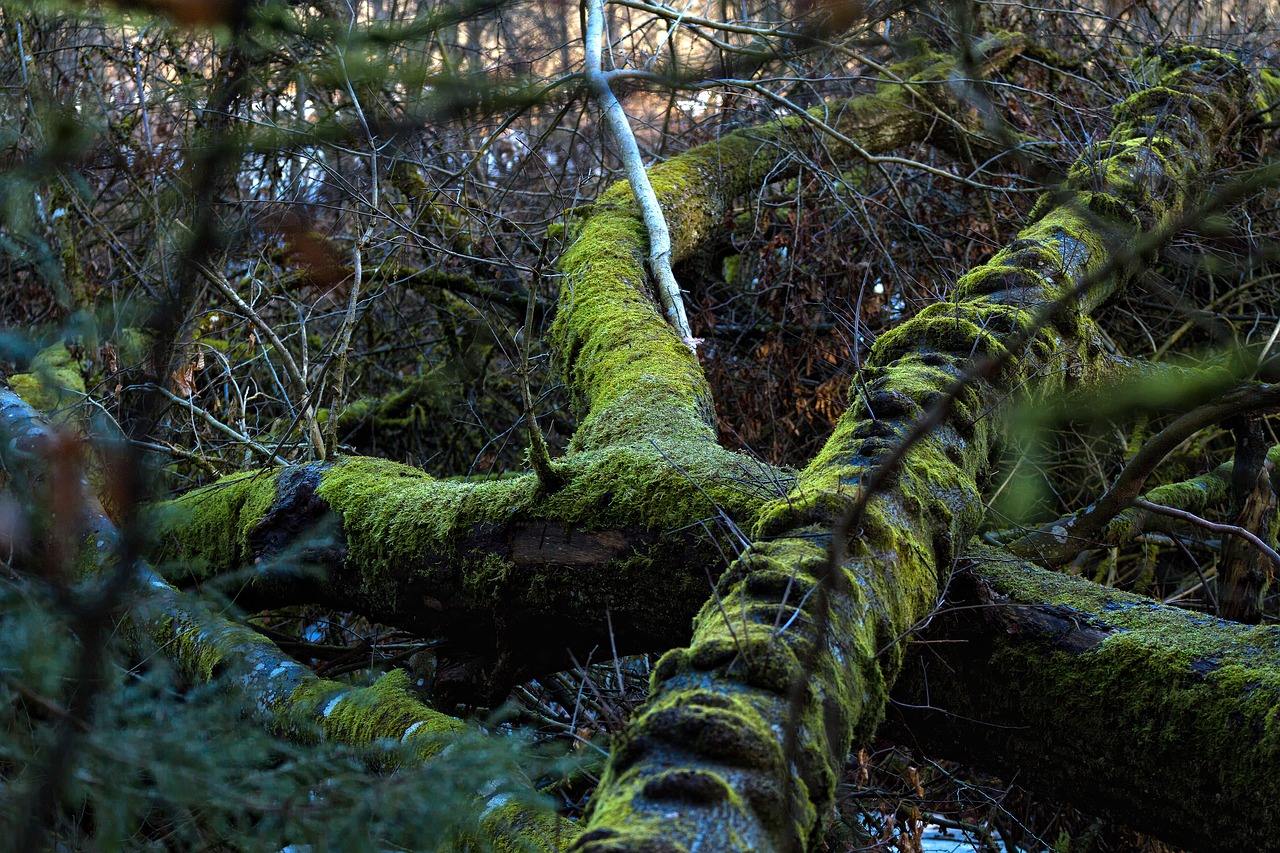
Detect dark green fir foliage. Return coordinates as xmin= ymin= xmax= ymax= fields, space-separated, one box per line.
xmin=0 ymin=575 xmax=561 ymax=851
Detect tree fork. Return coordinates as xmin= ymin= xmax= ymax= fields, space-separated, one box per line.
xmin=570 ymin=49 xmax=1255 ymax=853
xmin=150 ymin=42 xmax=1028 ymax=703
xmin=550 ymin=36 xmax=1026 ymax=451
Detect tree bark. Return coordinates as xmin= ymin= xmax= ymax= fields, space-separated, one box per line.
xmin=886 ymin=544 xmax=1280 ymax=853
xmin=570 ymin=48 xmax=1255 ymax=853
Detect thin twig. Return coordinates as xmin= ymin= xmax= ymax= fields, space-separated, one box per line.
xmin=519 ymin=243 xmax=563 ymax=488
xmin=199 ymin=264 xmax=327 ymax=459
xmin=1134 ymin=498 xmax=1280 ymax=573
xmin=150 ymin=384 xmax=289 ymax=466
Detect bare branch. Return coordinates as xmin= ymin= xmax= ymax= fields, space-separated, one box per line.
xmin=583 ymin=0 xmax=696 ymax=348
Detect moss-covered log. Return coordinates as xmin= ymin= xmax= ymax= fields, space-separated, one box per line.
xmin=550 ymin=35 xmax=1027 ymax=451
xmin=149 ymin=42 xmax=1028 ymax=705
xmin=885 ymin=544 xmax=1280 ymax=853
xmin=0 ymin=388 xmax=576 ymax=852
xmin=154 ymin=449 xmax=789 ymax=704
xmin=122 ymin=39 xmax=1278 ymax=853
xmin=569 ymin=49 xmax=1255 ymax=853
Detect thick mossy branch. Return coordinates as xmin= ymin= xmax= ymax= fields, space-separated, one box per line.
xmin=131 ymin=571 xmax=574 ymax=851
xmin=1002 ymin=460 xmax=1233 ymax=557
xmin=7 ymin=341 xmax=87 ymax=415
xmin=130 ymin=568 xmax=466 ymax=757
xmin=570 ymin=48 xmax=1253 ymax=853
xmin=887 ymin=544 xmax=1280 ymax=853
xmin=0 ymin=388 xmax=573 ymax=853
xmin=154 ymin=448 xmax=791 ymax=703
xmin=551 ymin=38 xmax=1025 ymax=452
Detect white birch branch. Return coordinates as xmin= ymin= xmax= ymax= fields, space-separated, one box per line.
xmin=583 ymin=0 xmax=697 ymax=349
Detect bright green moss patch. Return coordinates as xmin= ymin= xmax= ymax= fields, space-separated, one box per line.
xmin=154 ymin=615 xmax=232 ymax=683
xmin=1255 ymin=67 xmax=1280 ymax=120
xmin=9 ymin=342 xmax=87 ymax=414
xmin=551 ymin=204 xmax=717 ymax=450
xmin=154 ymin=468 xmax=281 ymax=577
xmin=477 ymin=797 xmax=580 ymax=853
xmin=287 ymin=668 xmax=462 ymax=762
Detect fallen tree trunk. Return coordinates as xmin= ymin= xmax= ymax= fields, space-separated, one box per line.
xmin=153 ymin=448 xmax=785 ymax=705
xmin=570 ymin=48 xmax=1256 ymax=852
xmin=152 ymin=41 xmax=1026 ymax=706
xmin=0 ymin=388 xmax=577 ymax=850
xmin=139 ymin=43 xmax=1274 ymax=853
xmin=886 ymin=544 xmax=1280 ymax=853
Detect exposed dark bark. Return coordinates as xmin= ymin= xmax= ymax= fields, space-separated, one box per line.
xmin=1218 ymin=418 xmax=1278 ymax=622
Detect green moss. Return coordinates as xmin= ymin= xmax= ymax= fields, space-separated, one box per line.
xmin=9 ymin=342 xmax=87 ymax=413
xmin=156 ymin=615 xmax=230 ymax=683
xmin=549 ymin=47 xmax=983 ymax=454
xmin=722 ymin=254 xmax=742 ymax=285
xmin=286 ymin=668 xmax=462 ymax=763
xmin=550 ymin=199 xmax=718 ymax=450
xmin=965 ymin=547 xmax=1280 ymax=826
xmin=465 ymin=552 xmax=514 ymax=602
xmin=477 ymin=797 xmax=580 ymax=853
xmin=154 ymin=468 xmax=281 ymax=577
xmin=1255 ymin=67 xmax=1280 ymax=121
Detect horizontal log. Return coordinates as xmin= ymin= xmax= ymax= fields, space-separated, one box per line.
xmin=886 ymin=544 xmax=1280 ymax=853
xmin=153 ymin=448 xmax=788 ymax=704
